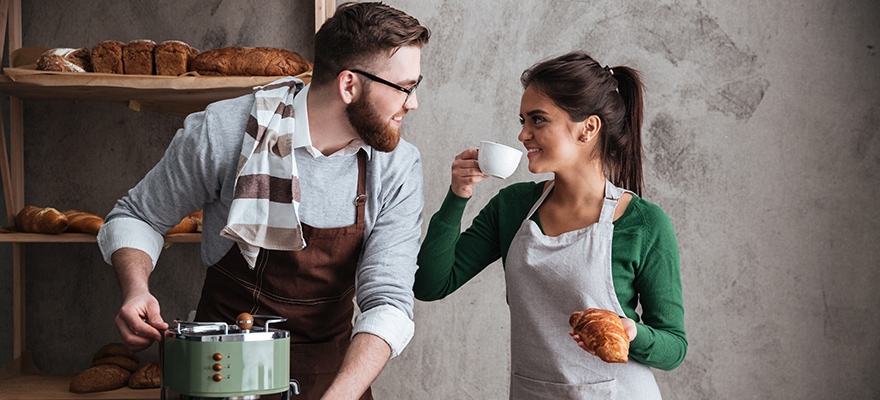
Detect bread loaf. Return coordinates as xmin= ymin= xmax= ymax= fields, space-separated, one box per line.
xmin=191 ymin=46 xmax=312 ymax=76
xmin=63 ymin=210 xmax=104 ymax=235
xmin=92 ymin=342 xmax=140 ymax=364
xmin=15 ymin=205 xmax=69 ymax=234
xmin=128 ymin=361 xmax=161 ymax=389
xmin=167 ymin=210 xmax=203 ymax=234
xmin=92 ymin=355 xmax=140 ymax=373
xmin=91 ymin=40 xmax=125 ymax=73
xmin=69 ymin=364 xmax=131 ymax=393
xmin=35 ymin=48 xmax=93 ymax=72
xmin=123 ymin=39 xmax=156 ymax=75
xmin=154 ymin=40 xmax=199 ymax=76
xmin=569 ymin=308 xmax=629 ymax=363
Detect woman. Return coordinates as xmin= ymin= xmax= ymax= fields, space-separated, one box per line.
xmin=414 ymin=51 xmax=687 ymax=399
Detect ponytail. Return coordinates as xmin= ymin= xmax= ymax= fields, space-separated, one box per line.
xmin=607 ymin=66 xmax=644 ymax=196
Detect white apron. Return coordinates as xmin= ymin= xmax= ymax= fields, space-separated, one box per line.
xmin=505 ymin=180 xmax=661 ymax=399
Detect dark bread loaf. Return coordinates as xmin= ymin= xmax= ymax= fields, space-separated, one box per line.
xmin=63 ymin=210 xmax=104 ymax=235
xmin=69 ymin=364 xmax=131 ymax=393
xmin=15 ymin=205 xmax=69 ymax=234
xmin=154 ymin=40 xmax=200 ymax=76
xmin=35 ymin=48 xmax=93 ymax=72
xmin=92 ymin=342 xmax=140 ymax=364
xmin=191 ymin=46 xmax=312 ymax=76
xmin=91 ymin=40 xmax=124 ymax=73
xmin=128 ymin=361 xmax=162 ymax=389
xmin=92 ymin=355 xmax=140 ymax=373
xmin=123 ymin=39 xmax=156 ymax=75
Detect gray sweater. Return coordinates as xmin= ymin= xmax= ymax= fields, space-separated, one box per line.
xmin=97 ymin=85 xmax=424 ymax=357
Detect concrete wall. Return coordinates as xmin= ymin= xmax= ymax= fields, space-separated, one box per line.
xmin=1 ymin=0 xmax=878 ymax=399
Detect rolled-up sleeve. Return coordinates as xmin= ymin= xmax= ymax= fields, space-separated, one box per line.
xmin=352 ymin=305 xmax=415 ymax=358
xmin=97 ymin=217 xmax=166 ymax=268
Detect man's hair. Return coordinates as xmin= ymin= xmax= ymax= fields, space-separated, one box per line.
xmin=311 ymin=2 xmax=431 ymax=85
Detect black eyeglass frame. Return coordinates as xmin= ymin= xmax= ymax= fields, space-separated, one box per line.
xmin=349 ymin=69 xmax=423 ymax=105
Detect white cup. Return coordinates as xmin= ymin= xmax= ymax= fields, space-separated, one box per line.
xmin=478 ymin=140 xmax=523 ymax=179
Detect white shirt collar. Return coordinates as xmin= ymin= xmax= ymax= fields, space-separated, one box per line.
xmin=293 ymin=84 xmax=372 ymax=159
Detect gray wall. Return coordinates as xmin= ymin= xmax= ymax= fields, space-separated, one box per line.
xmin=1 ymin=0 xmax=878 ymax=399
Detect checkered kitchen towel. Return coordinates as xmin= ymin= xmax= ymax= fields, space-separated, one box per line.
xmin=220 ymin=77 xmax=306 ymax=269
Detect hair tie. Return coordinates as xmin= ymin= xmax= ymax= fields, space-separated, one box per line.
xmin=603 ymin=65 xmax=614 ymax=75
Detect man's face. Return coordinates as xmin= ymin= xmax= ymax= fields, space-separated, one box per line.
xmin=347 ymin=46 xmax=422 ymax=152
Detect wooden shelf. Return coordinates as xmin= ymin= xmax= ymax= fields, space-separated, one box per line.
xmin=0 ymin=374 xmax=160 ymax=400
xmin=0 ymin=354 xmax=159 ymax=400
xmin=0 ymin=71 xmax=312 ymax=116
xmin=0 ymin=232 xmax=201 ymax=243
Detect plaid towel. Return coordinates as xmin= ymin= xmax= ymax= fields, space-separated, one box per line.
xmin=220 ymin=77 xmax=306 ymax=269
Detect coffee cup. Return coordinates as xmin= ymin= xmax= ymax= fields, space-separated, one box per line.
xmin=478 ymin=140 xmax=522 ymax=179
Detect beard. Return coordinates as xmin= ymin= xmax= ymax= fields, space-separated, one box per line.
xmin=345 ymin=93 xmax=401 ymax=152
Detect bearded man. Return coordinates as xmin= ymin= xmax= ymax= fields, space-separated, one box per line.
xmin=97 ymin=3 xmax=430 ymax=399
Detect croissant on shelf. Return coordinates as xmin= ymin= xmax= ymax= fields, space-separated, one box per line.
xmin=569 ymin=308 xmax=630 ymax=363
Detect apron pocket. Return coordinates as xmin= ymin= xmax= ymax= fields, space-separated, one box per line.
xmin=511 ymin=372 xmax=618 ymax=399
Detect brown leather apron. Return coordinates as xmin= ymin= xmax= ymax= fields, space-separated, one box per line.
xmin=195 ymin=151 xmax=372 ymax=400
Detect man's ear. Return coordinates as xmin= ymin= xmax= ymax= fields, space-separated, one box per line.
xmin=337 ymin=70 xmax=360 ymax=105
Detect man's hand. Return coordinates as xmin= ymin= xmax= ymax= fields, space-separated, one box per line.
xmin=111 ymin=248 xmax=168 ymax=352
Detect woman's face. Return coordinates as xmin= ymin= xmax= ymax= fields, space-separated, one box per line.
xmin=518 ymin=85 xmax=588 ymax=174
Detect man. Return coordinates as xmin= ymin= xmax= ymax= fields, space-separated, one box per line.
xmin=96 ymin=3 xmax=431 ymax=399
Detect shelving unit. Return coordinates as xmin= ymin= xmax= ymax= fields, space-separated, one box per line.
xmin=0 ymin=0 xmax=333 ymax=398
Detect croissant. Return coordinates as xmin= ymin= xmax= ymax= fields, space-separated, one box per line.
xmin=15 ymin=205 xmax=69 ymax=234
xmin=63 ymin=210 xmax=105 ymax=235
xmin=569 ymin=308 xmax=629 ymax=363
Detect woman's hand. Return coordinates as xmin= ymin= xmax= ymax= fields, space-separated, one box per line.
xmin=450 ymin=147 xmax=487 ymax=198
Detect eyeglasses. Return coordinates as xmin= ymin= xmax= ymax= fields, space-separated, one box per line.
xmin=349 ymin=69 xmax=423 ymax=106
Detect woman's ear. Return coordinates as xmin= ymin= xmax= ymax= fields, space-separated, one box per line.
xmin=338 ymin=70 xmax=359 ymax=105
xmin=584 ymin=115 xmax=602 ymax=142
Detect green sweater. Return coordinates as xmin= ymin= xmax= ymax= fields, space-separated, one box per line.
xmin=415 ymin=181 xmax=687 ymax=371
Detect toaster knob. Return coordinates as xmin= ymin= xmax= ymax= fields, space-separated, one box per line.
xmin=212 ymin=374 xmax=223 ymax=382
xmin=236 ymin=312 xmax=254 ymax=330
xmin=212 ymin=353 xmax=223 ymax=361
xmin=213 ymin=363 xmax=223 ymax=371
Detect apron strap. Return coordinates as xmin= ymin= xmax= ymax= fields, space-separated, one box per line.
xmin=525 ymin=181 xmax=555 ymax=219
xmin=354 ymin=150 xmax=367 ymax=223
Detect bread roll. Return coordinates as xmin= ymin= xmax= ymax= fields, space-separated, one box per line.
xmin=63 ymin=210 xmax=104 ymax=235
xmin=154 ymin=40 xmax=199 ymax=76
xmin=569 ymin=308 xmax=629 ymax=363
xmin=128 ymin=361 xmax=161 ymax=389
xmin=69 ymin=364 xmax=131 ymax=393
xmin=123 ymin=39 xmax=156 ymax=75
xmin=92 ymin=342 xmax=140 ymax=364
xmin=15 ymin=205 xmax=69 ymax=234
xmin=35 ymin=47 xmax=93 ymax=72
xmin=91 ymin=40 xmax=125 ymax=73
xmin=191 ymin=46 xmax=312 ymax=76
xmin=167 ymin=210 xmax=203 ymax=234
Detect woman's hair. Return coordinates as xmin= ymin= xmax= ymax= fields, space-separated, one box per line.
xmin=521 ymin=51 xmax=645 ymax=196
xmin=312 ymin=2 xmax=431 ymax=85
